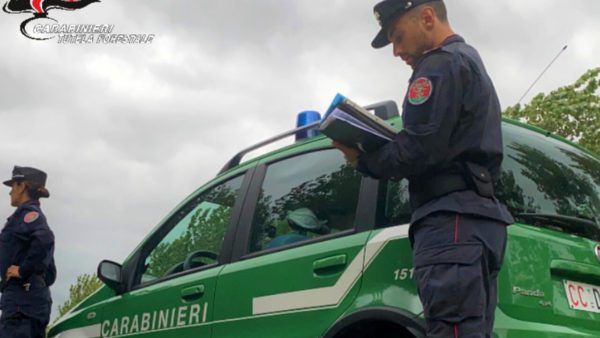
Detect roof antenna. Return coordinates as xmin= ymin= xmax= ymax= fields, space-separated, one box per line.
xmin=518 ymin=45 xmax=568 ymax=105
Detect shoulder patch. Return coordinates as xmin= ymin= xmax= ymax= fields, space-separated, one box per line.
xmin=24 ymin=211 xmax=39 ymax=224
xmin=408 ymin=77 xmax=433 ymax=105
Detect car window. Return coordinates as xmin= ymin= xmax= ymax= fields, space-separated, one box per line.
xmin=138 ymin=175 xmax=244 ymax=284
xmin=376 ymin=179 xmax=411 ymax=228
xmin=496 ymin=124 xmax=600 ymax=225
xmin=376 ymin=123 xmax=600 ymax=235
xmin=248 ymin=149 xmax=362 ymax=253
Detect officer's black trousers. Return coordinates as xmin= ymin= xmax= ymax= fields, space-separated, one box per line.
xmin=0 ymin=311 xmax=48 ymax=338
xmin=410 ymin=212 xmax=507 ymax=338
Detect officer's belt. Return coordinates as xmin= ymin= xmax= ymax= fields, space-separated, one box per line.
xmin=410 ymin=173 xmax=469 ymax=209
xmin=409 ymin=162 xmax=495 ymax=210
xmin=2 ymin=274 xmax=46 ymax=291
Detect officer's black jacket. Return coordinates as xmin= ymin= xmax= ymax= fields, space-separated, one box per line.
xmin=0 ymin=199 xmax=55 ymax=308
xmin=357 ymin=35 xmax=513 ymax=225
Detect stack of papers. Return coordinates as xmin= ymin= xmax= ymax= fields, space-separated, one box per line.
xmin=320 ymin=93 xmax=397 ymax=152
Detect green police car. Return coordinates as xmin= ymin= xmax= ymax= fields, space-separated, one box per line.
xmin=49 ymin=102 xmax=600 ymax=337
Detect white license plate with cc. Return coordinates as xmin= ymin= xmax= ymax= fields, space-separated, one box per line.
xmin=564 ymin=280 xmax=600 ymax=313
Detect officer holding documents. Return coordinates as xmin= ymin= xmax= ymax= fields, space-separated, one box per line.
xmin=334 ymin=0 xmax=514 ymax=336
xmin=0 ymin=166 xmax=55 ymax=338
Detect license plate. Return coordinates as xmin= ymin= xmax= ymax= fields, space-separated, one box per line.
xmin=563 ymin=280 xmax=600 ymax=313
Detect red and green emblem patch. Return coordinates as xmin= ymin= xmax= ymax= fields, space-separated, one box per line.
xmin=24 ymin=211 xmax=39 ymax=223
xmin=408 ymin=77 xmax=433 ymax=105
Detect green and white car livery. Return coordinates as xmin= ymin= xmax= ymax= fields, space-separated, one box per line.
xmin=49 ymin=102 xmax=600 ymax=337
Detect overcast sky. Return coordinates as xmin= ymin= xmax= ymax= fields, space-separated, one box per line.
xmin=0 ymin=0 xmax=598 ymax=319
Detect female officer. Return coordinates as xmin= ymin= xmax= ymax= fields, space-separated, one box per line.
xmin=0 ymin=166 xmax=56 ymax=338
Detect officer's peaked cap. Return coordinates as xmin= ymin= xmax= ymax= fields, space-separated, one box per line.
xmin=3 ymin=166 xmax=50 ymax=197
xmin=372 ymin=0 xmax=441 ymax=49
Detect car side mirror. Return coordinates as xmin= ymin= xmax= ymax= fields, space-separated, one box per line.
xmin=97 ymin=260 xmax=124 ymax=293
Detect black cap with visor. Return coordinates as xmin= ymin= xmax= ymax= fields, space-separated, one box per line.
xmin=3 ymin=165 xmax=50 ymax=198
xmin=371 ymin=0 xmax=440 ymax=49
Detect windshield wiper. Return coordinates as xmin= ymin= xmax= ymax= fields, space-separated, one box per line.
xmin=514 ymin=213 xmax=600 ymax=241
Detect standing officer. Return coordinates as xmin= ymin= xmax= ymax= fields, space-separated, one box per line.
xmin=334 ymin=1 xmax=514 ymax=337
xmin=0 ymin=166 xmax=56 ymax=338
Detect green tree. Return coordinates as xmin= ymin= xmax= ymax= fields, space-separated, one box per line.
xmin=145 ymin=205 xmax=232 ymax=278
xmin=145 ymin=183 xmax=237 ymax=278
xmin=505 ymin=67 xmax=600 ymax=155
xmin=249 ymin=162 xmax=362 ymax=251
xmin=57 ymin=273 xmax=103 ymax=318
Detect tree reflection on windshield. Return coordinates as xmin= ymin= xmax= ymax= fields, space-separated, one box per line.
xmin=496 ymin=124 xmax=600 ymax=224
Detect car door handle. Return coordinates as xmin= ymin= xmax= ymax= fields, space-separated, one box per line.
xmin=313 ymin=255 xmax=347 ymax=276
xmin=181 ymin=285 xmax=205 ymax=301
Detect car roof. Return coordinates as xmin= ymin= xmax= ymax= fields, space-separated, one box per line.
xmin=219 ymin=114 xmax=598 ymax=182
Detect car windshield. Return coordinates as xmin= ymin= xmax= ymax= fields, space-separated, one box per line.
xmin=496 ymin=123 xmax=600 ymax=228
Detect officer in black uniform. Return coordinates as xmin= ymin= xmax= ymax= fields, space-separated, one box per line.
xmin=334 ymin=1 xmax=514 ymax=337
xmin=0 ymin=166 xmax=56 ymax=338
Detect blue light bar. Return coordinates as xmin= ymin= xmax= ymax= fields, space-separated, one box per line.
xmin=296 ymin=110 xmax=321 ymax=141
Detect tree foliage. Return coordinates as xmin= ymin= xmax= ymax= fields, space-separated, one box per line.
xmin=504 ymin=67 xmax=600 ymax=155
xmin=145 ymin=205 xmax=231 ymax=278
xmin=57 ymin=273 xmax=103 ymax=318
xmin=144 ymin=183 xmax=237 ymax=279
xmin=498 ymin=142 xmax=600 ymax=217
xmin=249 ymin=162 xmax=362 ymax=251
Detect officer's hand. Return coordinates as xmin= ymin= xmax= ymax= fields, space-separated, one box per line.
xmin=6 ymin=265 xmax=20 ymax=280
xmin=332 ymin=141 xmax=361 ymax=167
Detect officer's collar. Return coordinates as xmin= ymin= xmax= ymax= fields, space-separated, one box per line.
xmin=16 ymin=199 xmax=41 ymax=211
xmin=22 ymin=199 xmax=41 ymax=206
xmin=423 ymin=34 xmax=464 ymax=55
xmin=9 ymin=199 xmax=40 ymax=219
xmin=441 ymin=34 xmax=464 ymax=46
